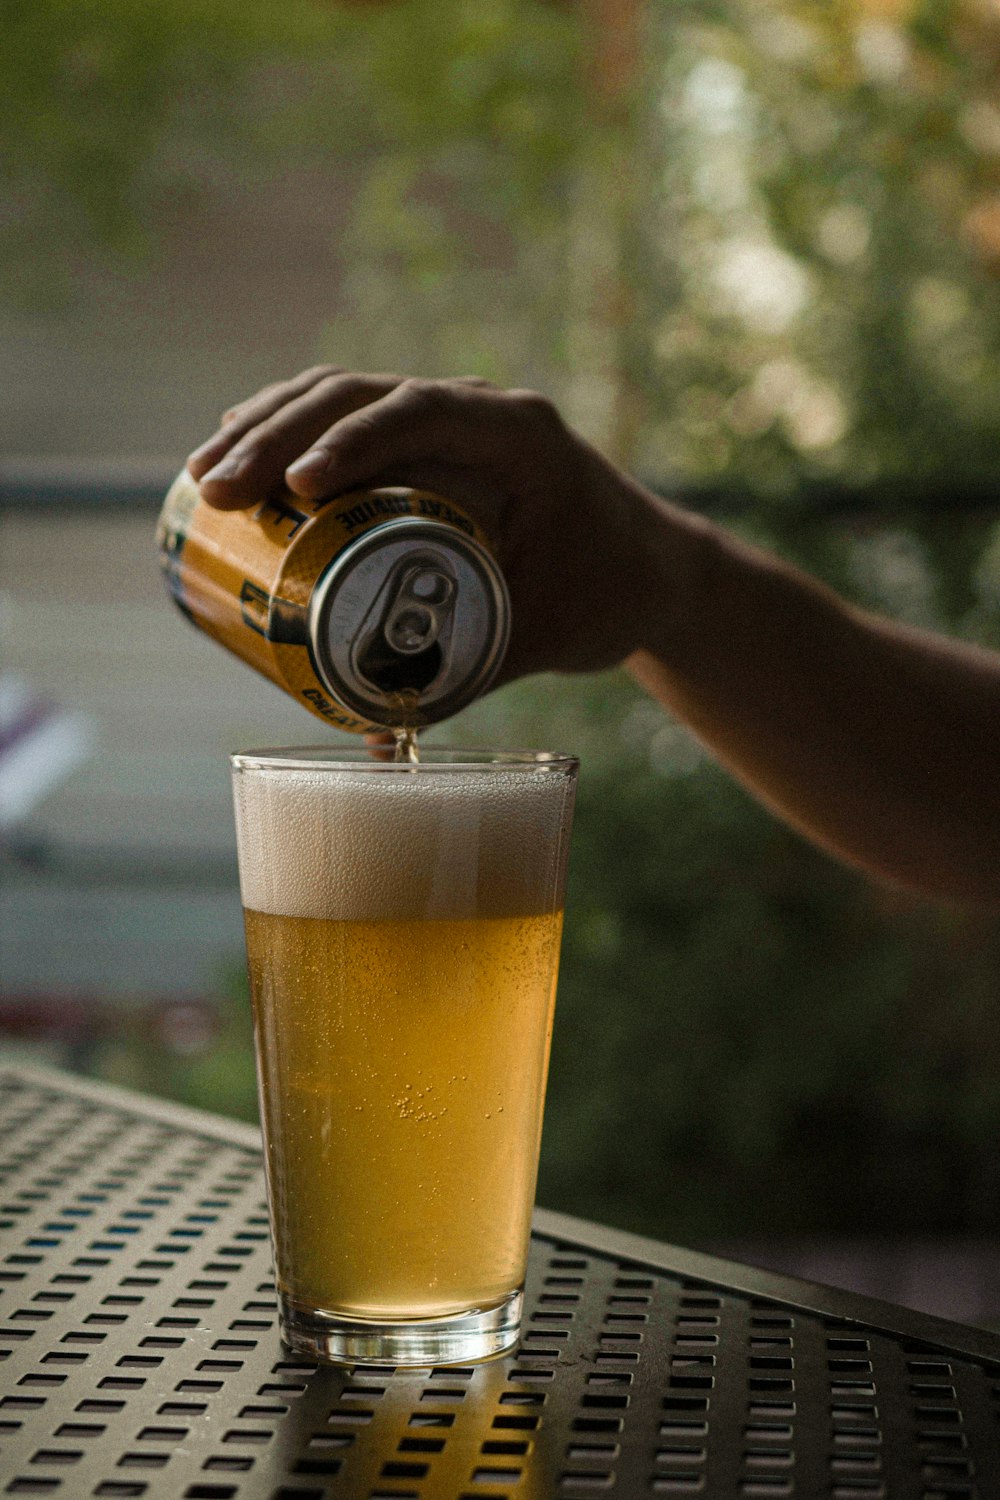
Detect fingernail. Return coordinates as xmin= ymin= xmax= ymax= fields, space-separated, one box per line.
xmin=286 ymin=450 xmax=328 ymax=479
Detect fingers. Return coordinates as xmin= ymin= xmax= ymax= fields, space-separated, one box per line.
xmin=187 ymin=368 xmax=562 ymax=527
xmin=284 ymin=377 xmax=516 ymax=500
xmin=363 ymin=731 xmax=397 ymax=762
xmin=187 ymin=367 xmax=343 ymax=487
xmin=191 ymin=371 xmax=402 ymax=509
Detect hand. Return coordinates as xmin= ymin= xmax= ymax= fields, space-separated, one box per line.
xmin=187 ymin=368 xmax=664 ymax=686
xmin=185 ymin=371 xmax=1000 ymax=903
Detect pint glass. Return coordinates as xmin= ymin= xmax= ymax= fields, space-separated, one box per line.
xmin=231 ymin=747 xmax=578 ymax=1365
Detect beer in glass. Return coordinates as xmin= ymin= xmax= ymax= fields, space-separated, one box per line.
xmin=231 ymin=746 xmax=578 ymax=1364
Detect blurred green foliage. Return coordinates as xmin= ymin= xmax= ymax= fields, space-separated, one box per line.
xmin=8 ymin=0 xmax=1000 ymax=1241
xmin=639 ymin=0 xmax=1000 ymax=498
xmin=7 ymin=0 xmax=1000 ymax=481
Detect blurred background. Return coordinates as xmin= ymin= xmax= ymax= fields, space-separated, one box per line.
xmin=4 ymin=0 xmax=1000 ymax=1328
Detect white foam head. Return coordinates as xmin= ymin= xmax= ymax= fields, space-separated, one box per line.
xmin=232 ymin=752 xmax=577 ymax=922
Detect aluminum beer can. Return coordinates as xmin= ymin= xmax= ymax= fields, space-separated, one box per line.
xmin=156 ymin=469 xmax=511 ymax=732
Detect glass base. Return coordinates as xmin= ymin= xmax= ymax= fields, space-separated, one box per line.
xmin=279 ymin=1288 xmax=523 ymax=1367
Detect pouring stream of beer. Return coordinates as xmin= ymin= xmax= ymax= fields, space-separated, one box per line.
xmin=389 ymin=691 xmax=420 ymax=764
xmin=392 ymin=727 xmax=419 ymax=764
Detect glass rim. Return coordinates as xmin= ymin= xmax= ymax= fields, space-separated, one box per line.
xmin=230 ymin=745 xmax=579 ymax=774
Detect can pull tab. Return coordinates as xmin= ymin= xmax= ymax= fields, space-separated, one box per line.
xmin=383 ymin=564 xmax=456 ymax=655
xmin=355 ymin=556 xmax=457 ymax=695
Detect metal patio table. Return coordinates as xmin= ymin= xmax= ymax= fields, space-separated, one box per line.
xmin=2 ymin=1067 xmax=999 ymax=1499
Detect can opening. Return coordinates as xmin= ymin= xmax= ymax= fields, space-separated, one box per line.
xmin=355 ymin=633 xmax=444 ymax=694
xmin=308 ymin=513 xmax=510 ymax=728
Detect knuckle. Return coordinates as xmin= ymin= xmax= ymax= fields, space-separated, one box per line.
xmin=227 ymin=435 xmax=261 ymax=466
xmin=399 ymin=376 xmax=446 ymax=411
xmin=302 ymin=363 xmax=345 ymax=382
xmin=327 ymin=371 xmax=387 ymax=401
xmin=313 ymin=371 xmax=353 ymax=400
xmin=453 ymin=374 xmax=495 ymax=390
xmin=232 ymin=419 xmax=283 ymax=460
xmin=509 ymin=387 xmax=561 ymax=430
xmin=250 ymin=381 xmax=285 ymax=405
xmin=312 ymin=371 xmax=384 ymax=406
xmin=399 ymin=375 xmax=432 ymax=398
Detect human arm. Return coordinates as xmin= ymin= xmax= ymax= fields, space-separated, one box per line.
xmin=626 ymin=508 xmax=1000 ymax=908
xmin=188 ymin=368 xmax=1000 ymax=907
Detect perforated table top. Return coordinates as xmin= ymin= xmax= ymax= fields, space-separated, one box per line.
xmin=2 ymin=1068 xmax=999 ymax=1500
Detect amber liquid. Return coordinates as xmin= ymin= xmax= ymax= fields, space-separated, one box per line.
xmin=393 ymin=725 xmax=419 ymax=764
xmin=389 ymin=691 xmax=420 ymax=764
xmin=245 ymin=907 xmax=563 ymax=1320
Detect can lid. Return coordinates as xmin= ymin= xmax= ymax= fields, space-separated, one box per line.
xmin=308 ymin=518 xmax=510 ymax=728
